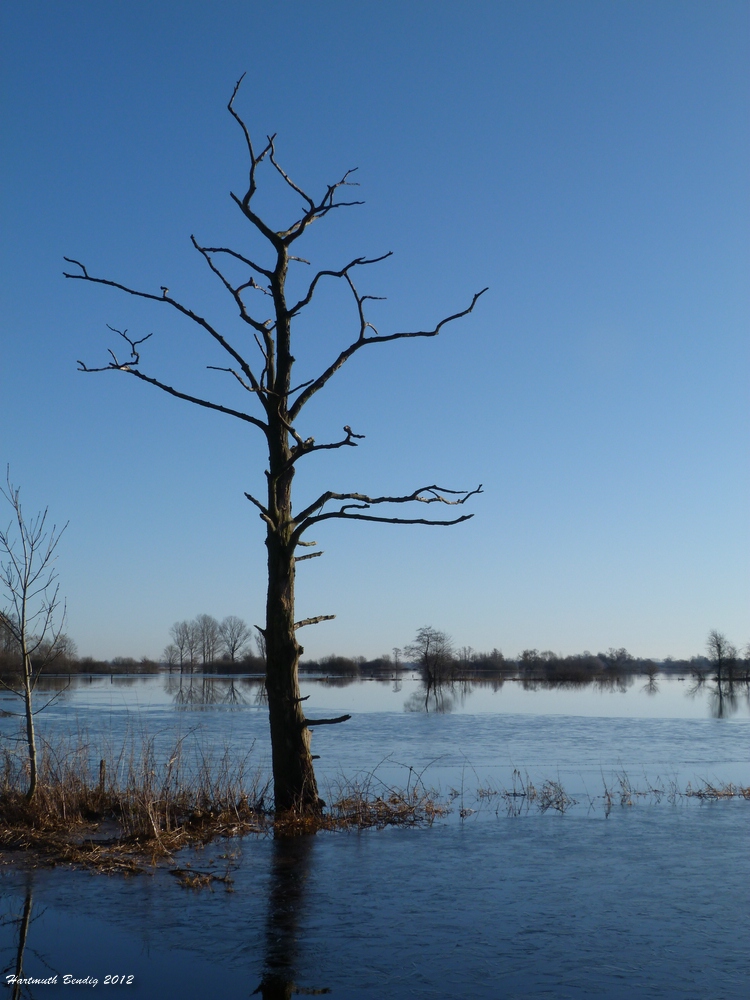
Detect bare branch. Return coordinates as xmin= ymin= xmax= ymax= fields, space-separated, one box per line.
xmin=267 ymin=135 xmax=316 ymax=213
xmin=295 ymin=551 xmax=323 ymax=562
xmin=64 ymin=258 xmax=265 ymax=391
xmin=191 ymin=244 xmax=273 ymax=281
xmin=76 ymin=360 xmax=268 ymax=433
xmin=0 ymin=472 xmax=68 ymax=799
xmin=289 ymin=288 xmax=488 ymax=421
xmin=294 ymin=484 xmax=483 ymax=528
xmin=105 ymin=325 xmax=152 ymax=364
xmin=303 ymin=714 xmax=351 ymax=727
xmin=227 ymin=85 xmax=364 ymax=247
xmin=288 ymin=253 xmax=392 ymax=318
xmin=294 ymin=615 xmax=336 ymax=630
xmin=273 ymin=157 xmax=365 ymax=245
xmin=206 ymin=365 xmax=259 ymax=394
xmin=227 ymin=77 xmax=279 ymax=246
xmin=243 ymin=492 xmax=270 ymax=517
xmin=302 ymin=511 xmax=475 ymax=529
xmin=191 ymin=236 xmax=273 ymax=337
xmin=284 ymin=425 xmax=366 ymax=472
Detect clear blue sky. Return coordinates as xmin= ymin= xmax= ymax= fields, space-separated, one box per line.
xmin=1 ymin=1 xmax=747 ymax=661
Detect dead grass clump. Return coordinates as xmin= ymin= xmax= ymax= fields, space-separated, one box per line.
xmin=168 ymin=864 xmax=235 ymax=890
xmin=319 ymin=760 xmax=449 ymax=831
xmin=685 ymin=780 xmax=750 ymax=800
xmin=498 ymin=770 xmax=577 ymax=815
xmin=325 ymin=785 xmax=448 ymax=830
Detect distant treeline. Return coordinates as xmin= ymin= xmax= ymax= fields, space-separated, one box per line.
xmin=300 ymin=627 xmax=750 ymax=686
xmin=297 ymin=647 xmax=669 ymax=682
xmin=2 ymin=611 xmax=746 ymax=684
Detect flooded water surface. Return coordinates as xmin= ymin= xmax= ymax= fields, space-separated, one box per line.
xmin=1 ymin=674 xmax=748 ymax=998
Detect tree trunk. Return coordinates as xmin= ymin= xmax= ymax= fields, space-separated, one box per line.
xmin=264 ymin=531 xmax=320 ymax=813
xmin=22 ymin=649 xmax=38 ymax=800
xmin=264 ymin=386 xmax=321 ymax=813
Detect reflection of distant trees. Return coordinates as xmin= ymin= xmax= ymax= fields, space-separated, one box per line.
xmin=166 ymin=675 xmax=260 ymax=710
xmin=707 ymin=678 xmax=748 ymax=720
xmin=317 ymin=675 xmax=358 ymax=689
xmin=686 ymin=674 xmax=749 ymax=719
xmin=404 ymin=678 xmax=473 ymax=714
xmin=642 ymin=674 xmax=659 ymax=696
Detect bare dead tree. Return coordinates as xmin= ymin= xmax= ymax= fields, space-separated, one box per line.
xmin=0 ymin=472 xmax=68 ymax=800
xmin=65 ymin=76 xmax=485 ymax=814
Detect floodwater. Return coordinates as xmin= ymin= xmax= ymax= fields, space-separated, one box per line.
xmin=1 ymin=674 xmax=748 ymax=999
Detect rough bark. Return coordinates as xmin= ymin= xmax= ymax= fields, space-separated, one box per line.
xmin=264 ymin=536 xmax=319 ymax=812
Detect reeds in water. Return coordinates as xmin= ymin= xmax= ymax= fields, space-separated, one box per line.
xmin=0 ymin=729 xmax=269 ymax=862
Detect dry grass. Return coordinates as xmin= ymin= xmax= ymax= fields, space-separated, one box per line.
xmin=0 ymin=736 xmax=448 ymax=870
xmin=491 ymin=769 xmax=577 ymax=816
xmin=0 ymin=730 xmax=269 ymax=870
xmin=325 ymin=784 xmax=448 ymax=830
xmin=320 ymin=760 xmax=449 ymax=832
xmin=685 ymin=780 xmax=750 ymax=800
xmin=598 ymin=772 xmax=750 ymax=815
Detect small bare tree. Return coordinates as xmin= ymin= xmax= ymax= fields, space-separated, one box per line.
xmin=219 ymin=614 xmax=253 ymax=662
xmin=706 ymin=629 xmax=737 ymax=685
xmin=0 ymin=473 xmax=67 ymax=800
xmin=169 ymin=620 xmax=191 ymax=669
xmin=65 ymin=77 xmax=485 ymax=813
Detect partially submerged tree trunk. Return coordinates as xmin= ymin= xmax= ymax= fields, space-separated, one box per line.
xmin=264 ymin=481 xmax=320 ymax=811
xmin=66 ymin=76 xmax=486 ymax=816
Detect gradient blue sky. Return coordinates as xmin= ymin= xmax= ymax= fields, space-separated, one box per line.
xmin=1 ymin=1 xmax=748 ymax=661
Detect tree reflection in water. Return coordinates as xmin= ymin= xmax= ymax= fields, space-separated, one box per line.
xmin=403 ymin=677 xmax=474 ymax=713
xmin=404 ymin=673 xmax=643 ymax=713
xmin=253 ymin=835 xmax=330 ymax=999
xmin=687 ymin=676 xmax=748 ymax=719
xmin=642 ymin=675 xmax=659 ymax=696
xmin=165 ymin=675 xmax=258 ymax=710
xmin=1 ymin=878 xmax=46 ymax=1000
xmin=708 ymin=679 xmax=744 ymax=719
